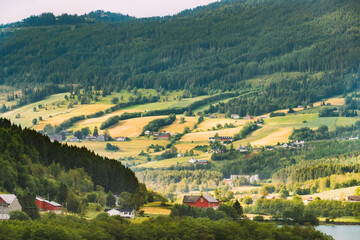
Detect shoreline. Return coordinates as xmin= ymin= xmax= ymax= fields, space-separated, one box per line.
xmin=319 ymin=221 xmax=360 ymax=226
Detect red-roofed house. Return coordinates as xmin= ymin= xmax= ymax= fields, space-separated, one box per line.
xmin=183 ymin=195 xmax=220 ymax=209
xmin=158 ymin=132 xmax=171 ymax=140
xmin=36 ymin=197 xmax=62 ymax=214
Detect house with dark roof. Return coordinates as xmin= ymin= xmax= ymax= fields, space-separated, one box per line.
xmin=0 ymin=194 xmax=22 ymax=220
xmin=183 ymin=195 xmax=219 ymax=209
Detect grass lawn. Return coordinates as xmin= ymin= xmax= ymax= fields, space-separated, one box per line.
xmin=135 ymin=156 xmax=198 ymax=169
xmin=181 ymin=126 xmax=243 ymax=142
xmin=303 ymin=186 xmax=360 ymax=200
xmin=69 ymin=139 xmax=169 ymax=159
xmin=160 ymin=116 xmax=198 ymax=133
xmin=140 ymin=201 xmax=172 ymax=215
xmin=1 ymin=93 xmax=69 ymax=128
xmin=318 ymin=216 xmax=360 ymax=223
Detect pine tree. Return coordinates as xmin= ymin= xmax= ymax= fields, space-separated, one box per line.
xmin=233 ymin=200 xmax=243 ymax=217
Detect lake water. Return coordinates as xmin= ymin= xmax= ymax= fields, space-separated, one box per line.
xmin=315 ymin=225 xmax=360 ymax=240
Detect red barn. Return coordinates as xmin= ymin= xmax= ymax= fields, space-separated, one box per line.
xmin=158 ymin=132 xmax=171 ymax=140
xmin=36 ymin=197 xmax=62 ymax=214
xmin=183 ymin=195 xmax=219 ymax=209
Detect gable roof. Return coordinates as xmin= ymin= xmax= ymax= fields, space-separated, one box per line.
xmin=0 ymin=197 xmax=6 ymax=205
xmin=183 ymin=195 xmax=218 ymax=203
xmin=202 ymin=195 xmax=218 ymax=203
xmin=36 ymin=196 xmax=61 ymax=207
xmin=183 ymin=195 xmax=201 ymax=203
xmin=0 ymin=194 xmax=17 ymax=204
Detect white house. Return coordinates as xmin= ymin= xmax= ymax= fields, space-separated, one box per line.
xmin=231 ymin=114 xmax=240 ymax=119
xmin=115 ymin=137 xmax=126 ymax=142
xmin=144 ymin=130 xmax=151 ymax=135
xmin=106 ymin=208 xmax=135 ymax=219
xmin=238 ymin=146 xmax=250 ymax=153
xmin=349 ymin=135 xmax=359 ymax=140
xmin=96 ymin=135 xmax=105 ymax=142
xmin=0 ymin=194 xmax=22 ymax=220
xmin=189 ymin=157 xmax=197 ymax=164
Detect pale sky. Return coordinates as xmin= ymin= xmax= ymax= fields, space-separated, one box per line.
xmin=0 ymin=0 xmax=220 ymax=25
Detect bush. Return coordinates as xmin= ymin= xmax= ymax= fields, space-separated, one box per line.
xmin=9 ymin=210 xmax=31 ymax=221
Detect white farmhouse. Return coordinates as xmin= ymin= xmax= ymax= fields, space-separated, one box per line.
xmin=105 ymin=208 xmax=135 ymax=219
xmin=0 ymin=194 xmax=22 ymax=220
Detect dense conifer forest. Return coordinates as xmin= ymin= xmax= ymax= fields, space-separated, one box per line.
xmin=0 ymin=0 xmax=359 ymax=92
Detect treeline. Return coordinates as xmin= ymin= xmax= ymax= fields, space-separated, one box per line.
xmin=141 ymin=114 xmax=176 ymax=135
xmin=0 ymin=214 xmax=330 ymax=240
xmin=290 ymin=121 xmax=360 ymax=141
xmin=1 ymin=0 xmax=359 ymax=90
xmin=56 ymin=115 xmax=85 ymax=132
xmin=289 ymin=163 xmax=360 ymax=183
xmin=248 ymin=197 xmax=360 ymax=221
xmin=319 ymin=107 xmax=358 ymax=118
xmin=135 ymin=169 xmax=223 ymax=193
xmin=171 ymin=202 xmax=243 ymax=220
xmin=99 ymin=93 xmax=239 ymax=130
xmin=233 ymin=121 xmax=261 ymax=141
xmin=208 ymin=73 xmax=359 ymax=117
xmin=0 ymin=84 xmax=70 ymax=113
xmin=247 ymin=198 xmax=319 ymax=225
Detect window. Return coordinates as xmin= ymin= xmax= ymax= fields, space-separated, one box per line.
xmin=200 ymin=198 xmax=204 ymax=202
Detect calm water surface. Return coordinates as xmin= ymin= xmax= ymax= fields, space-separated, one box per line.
xmin=315 ymin=225 xmax=360 ymax=240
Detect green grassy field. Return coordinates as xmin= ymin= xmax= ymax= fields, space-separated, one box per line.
xmin=135 ymin=155 xmax=209 ymax=169
xmin=0 ymin=93 xmax=70 ymax=127
xmin=140 ymin=201 xmax=173 ymax=215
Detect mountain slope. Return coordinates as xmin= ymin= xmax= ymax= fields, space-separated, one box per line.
xmin=0 ymin=0 xmax=359 ymax=90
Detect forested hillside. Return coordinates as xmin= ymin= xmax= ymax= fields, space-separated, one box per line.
xmin=0 ymin=118 xmax=143 ymax=216
xmin=1 ymin=0 xmax=359 ymax=91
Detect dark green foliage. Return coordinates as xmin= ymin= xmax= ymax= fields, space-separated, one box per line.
xmin=106 ymin=143 xmax=120 ymax=151
xmin=0 ymin=118 xmax=139 ymax=195
xmin=233 ymin=200 xmax=243 ymax=217
xmin=106 ymin=192 xmax=116 ymax=208
xmin=250 ymin=198 xmax=319 ymax=225
xmin=100 ymin=115 xmax=120 ymax=130
xmin=306 ymin=199 xmax=360 ymax=218
xmin=86 ymin=111 xmax=105 ymax=119
xmin=141 ymin=114 xmax=176 ymax=135
xmin=18 ymin=192 xmax=40 ymax=219
xmin=290 ymin=121 xmax=360 ymax=141
xmin=210 ymin=73 xmax=359 ymax=117
xmin=1 ymin=0 xmax=359 ymax=92
xmin=319 ymin=108 xmax=340 ymax=117
xmin=58 ymin=182 xmax=68 ymax=204
xmin=55 ymin=115 xmax=85 ymax=133
xmin=111 ymin=97 xmax=119 ymax=104
xmin=233 ymin=122 xmax=260 ymax=141
xmin=0 ymin=214 xmax=330 ymax=240
xmin=270 ymin=112 xmax=286 ymax=117
xmin=155 ymin=146 xmax=178 ymax=160
xmin=9 ymin=210 xmax=31 ymax=221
